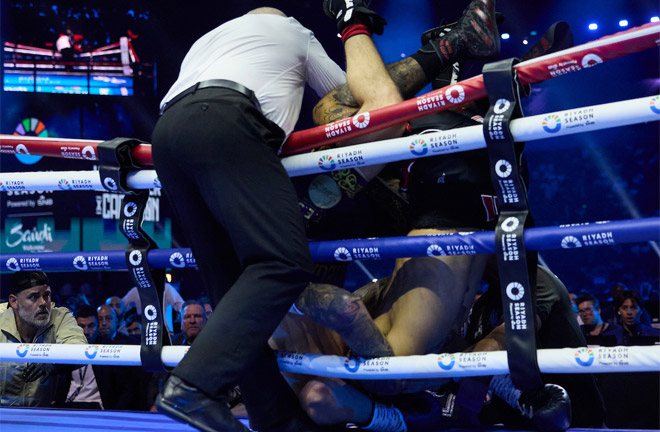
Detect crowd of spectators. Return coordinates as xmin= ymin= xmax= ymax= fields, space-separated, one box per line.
xmin=0 ymin=270 xmax=218 ymax=411
xmin=0 ymin=269 xmax=657 ymax=419
xmin=569 ymin=283 xmax=659 ymax=346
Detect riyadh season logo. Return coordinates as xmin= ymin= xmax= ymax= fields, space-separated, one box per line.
xmin=129 ymin=250 xmax=142 ymax=266
xmin=0 ymin=182 xmax=4 ymax=192
xmin=352 ymin=112 xmax=370 ymax=129
xmin=409 ymin=138 xmax=428 ymax=156
xmin=561 ymin=236 xmax=582 ymax=248
xmin=16 ymin=344 xmax=29 ymax=358
xmin=426 ymin=245 xmax=446 ymax=257
xmin=85 ymin=345 xmax=99 ymax=359
xmin=73 ymin=255 xmax=88 ymax=270
xmin=103 ymin=177 xmax=118 ymax=191
xmin=334 ymin=247 xmax=352 ymax=262
xmin=169 ymin=252 xmax=186 ymax=268
xmin=16 ymin=144 xmax=30 ymax=155
xmin=81 ymin=145 xmax=96 ymax=160
xmin=506 ymin=282 xmax=525 ymax=301
xmin=575 ymin=347 xmax=595 ymax=367
xmin=581 ymin=53 xmax=603 ymax=69
xmin=144 ymin=305 xmax=158 ymax=321
xmin=495 ymin=159 xmax=513 ymax=178
xmin=542 ymin=115 xmax=561 ymax=133
xmin=493 ymin=98 xmax=511 ymax=114
xmin=445 ymin=85 xmax=465 ymax=104
xmin=318 ymin=155 xmax=336 ymax=171
xmin=153 ymin=177 xmax=162 ymax=188
xmin=57 ymin=178 xmax=72 ymax=190
xmin=6 ymin=257 xmax=20 ymax=272
xmin=501 ymin=217 xmax=520 ymax=233
xmin=123 ymin=202 xmax=138 ymax=218
xmin=344 ymin=357 xmax=361 ymax=373
xmin=437 ymin=353 xmax=456 ymax=370
xmin=649 ymin=96 xmax=660 ymax=114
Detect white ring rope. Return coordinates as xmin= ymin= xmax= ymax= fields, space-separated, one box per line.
xmin=0 ymin=343 xmax=657 ymax=379
xmin=0 ymin=95 xmax=657 ymax=191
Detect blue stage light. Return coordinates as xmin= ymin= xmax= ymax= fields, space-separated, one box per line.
xmin=501 ymin=33 xmax=510 ymax=40
xmin=588 ymin=23 xmax=598 ymax=30
xmin=618 ymin=19 xmax=629 ymax=27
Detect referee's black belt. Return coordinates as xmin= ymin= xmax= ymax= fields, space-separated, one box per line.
xmin=160 ymin=79 xmax=260 ymax=115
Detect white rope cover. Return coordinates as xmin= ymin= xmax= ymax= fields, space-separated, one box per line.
xmin=0 ymin=95 xmax=657 ymax=191
xmin=0 ymin=343 xmax=657 ymax=379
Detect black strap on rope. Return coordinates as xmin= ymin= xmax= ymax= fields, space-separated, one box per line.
xmin=98 ymin=137 xmax=171 ymax=372
xmin=482 ymin=59 xmax=543 ymax=391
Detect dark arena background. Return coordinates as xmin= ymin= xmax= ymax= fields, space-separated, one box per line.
xmin=0 ymin=0 xmax=658 ymax=430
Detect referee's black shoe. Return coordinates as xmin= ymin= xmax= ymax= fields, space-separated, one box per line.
xmin=156 ymin=375 xmax=249 ymax=432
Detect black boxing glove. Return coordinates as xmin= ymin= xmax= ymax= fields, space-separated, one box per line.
xmin=322 ymin=0 xmax=387 ymax=35
xmin=517 ymin=383 xmax=572 ymax=432
xmin=22 ymin=363 xmax=57 ymax=383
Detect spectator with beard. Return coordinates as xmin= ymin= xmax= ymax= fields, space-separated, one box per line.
xmin=0 ymin=271 xmax=86 ymax=407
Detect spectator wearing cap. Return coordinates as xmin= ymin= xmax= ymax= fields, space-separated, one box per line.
xmin=0 ymin=271 xmax=86 ymax=407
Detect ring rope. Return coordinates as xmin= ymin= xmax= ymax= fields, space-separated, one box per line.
xmin=281 ymin=22 xmax=660 ymax=155
xmin=0 ymin=95 xmax=657 ymax=191
xmin=1 ymin=217 xmax=657 ymax=272
xmin=0 ymin=343 xmax=657 ymax=378
xmin=0 ymin=24 xmax=657 ymax=162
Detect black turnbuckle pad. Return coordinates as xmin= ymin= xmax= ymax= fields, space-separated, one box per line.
xmin=482 ymin=58 xmax=543 ymax=391
xmin=97 ymin=137 xmax=145 ymax=193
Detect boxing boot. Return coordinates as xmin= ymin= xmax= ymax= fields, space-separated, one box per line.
xmin=322 ymin=0 xmax=387 ymax=35
xmin=427 ymin=0 xmax=500 ymax=63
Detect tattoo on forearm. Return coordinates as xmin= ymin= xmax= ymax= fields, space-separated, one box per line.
xmin=297 ymin=283 xmax=395 ymax=357
xmin=313 ymin=84 xmax=360 ymax=125
xmin=386 ymin=58 xmax=427 ymax=100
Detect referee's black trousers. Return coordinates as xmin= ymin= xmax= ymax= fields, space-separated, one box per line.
xmin=152 ymin=87 xmax=314 ymax=429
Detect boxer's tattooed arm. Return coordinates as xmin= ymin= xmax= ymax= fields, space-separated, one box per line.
xmin=313 ymin=84 xmax=360 ymax=125
xmin=386 ymin=57 xmax=428 ymax=100
xmin=296 ymin=283 xmax=395 ymax=357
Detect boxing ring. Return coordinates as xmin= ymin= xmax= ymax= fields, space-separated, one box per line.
xmin=1 ymin=22 xmax=659 ymax=432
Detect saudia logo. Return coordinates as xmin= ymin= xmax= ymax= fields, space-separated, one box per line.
xmin=437 ymin=353 xmax=456 ymax=370
xmin=344 ymin=357 xmax=361 ymax=373
xmin=318 ymin=155 xmax=336 ymax=171
xmin=575 ymin=347 xmax=594 ymax=367
xmin=409 ymin=138 xmax=428 ymax=156
xmin=85 ymin=345 xmax=99 ymax=359
xmin=16 ymin=344 xmax=29 ymax=358
xmin=542 ymin=115 xmax=561 ymax=133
